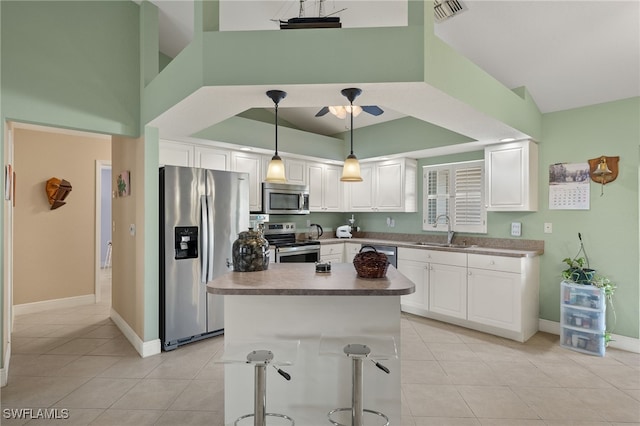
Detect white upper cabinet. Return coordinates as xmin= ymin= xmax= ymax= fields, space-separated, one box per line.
xmin=485 ymin=140 xmax=538 ymax=211
xmin=346 ymin=158 xmax=417 ymax=212
xmin=231 ymin=151 xmax=264 ymax=212
xmin=159 ymin=140 xmax=194 ymax=167
xmin=346 ymin=163 xmax=375 ymax=210
xmin=307 ymin=162 xmax=343 ymax=212
xmin=285 ymin=158 xmax=307 ymax=185
xmin=195 ymin=146 xmax=231 ymax=170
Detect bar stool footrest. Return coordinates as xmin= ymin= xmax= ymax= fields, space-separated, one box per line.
xmin=327 ymin=407 xmax=390 ymax=426
xmin=234 ymin=412 xmax=295 ymax=426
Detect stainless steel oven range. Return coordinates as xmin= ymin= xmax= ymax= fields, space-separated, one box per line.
xmin=263 ymin=222 xmax=320 ymax=263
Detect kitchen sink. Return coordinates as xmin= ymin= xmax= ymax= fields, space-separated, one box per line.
xmin=414 ymin=242 xmax=479 ymax=249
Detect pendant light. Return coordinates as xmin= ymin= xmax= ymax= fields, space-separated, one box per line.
xmin=265 ymin=90 xmax=287 ymax=183
xmin=340 ymin=88 xmax=364 ymax=182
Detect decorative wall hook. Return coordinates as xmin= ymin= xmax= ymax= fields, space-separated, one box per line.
xmin=45 ymin=178 xmax=72 ymax=209
xmin=588 ymin=156 xmax=619 ymax=196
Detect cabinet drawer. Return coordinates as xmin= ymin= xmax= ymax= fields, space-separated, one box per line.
xmin=321 ymin=244 xmax=344 ymax=256
xmin=425 ymin=250 xmax=466 ymax=267
xmin=398 ymin=247 xmax=425 ymax=262
xmin=468 ymin=253 xmax=521 ymax=273
xmin=398 ymin=247 xmax=466 ymax=266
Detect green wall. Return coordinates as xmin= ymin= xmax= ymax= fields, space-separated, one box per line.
xmin=1 ymin=1 xmax=140 ymax=136
xmin=537 ymin=98 xmax=639 ymax=338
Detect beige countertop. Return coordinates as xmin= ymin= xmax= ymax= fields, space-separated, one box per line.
xmin=318 ymin=237 xmax=543 ymax=258
xmin=207 ymin=263 xmax=415 ymax=296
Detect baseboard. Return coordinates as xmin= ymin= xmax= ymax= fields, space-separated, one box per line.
xmin=14 ymin=294 xmax=95 ymax=316
xmin=1 ymin=343 xmax=11 ymax=387
xmin=109 ymin=308 xmax=160 ymax=358
xmin=539 ymin=318 xmax=639 ymax=354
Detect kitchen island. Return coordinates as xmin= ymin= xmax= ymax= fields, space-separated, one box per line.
xmin=207 ymin=262 xmax=414 ymax=426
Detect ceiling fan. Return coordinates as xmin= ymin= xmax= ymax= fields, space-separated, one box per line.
xmin=315 ymin=88 xmax=384 ymax=118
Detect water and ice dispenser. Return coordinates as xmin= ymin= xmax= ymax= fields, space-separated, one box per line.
xmin=175 ymin=226 xmax=198 ymax=259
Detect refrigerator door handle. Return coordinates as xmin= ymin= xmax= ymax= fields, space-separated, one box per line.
xmin=200 ymin=195 xmax=209 ymax=284
xmin=206 ymin=195 xmax=215 ymax=282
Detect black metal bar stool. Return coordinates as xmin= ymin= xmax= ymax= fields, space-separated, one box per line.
xmin=234 ymin=350 xmax=295 ymax=426
xmin=327 ymin=343 xmax=390 ymax=426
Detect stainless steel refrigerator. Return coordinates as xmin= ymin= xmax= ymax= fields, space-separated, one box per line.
xmin=160 ymin=166 xmax=250 ymax=351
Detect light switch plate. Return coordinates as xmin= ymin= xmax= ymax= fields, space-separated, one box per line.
xmin=511 ymin=222 xmax=522 ymax=237
xmin=544 ymin=223 xmax=553 ymax=234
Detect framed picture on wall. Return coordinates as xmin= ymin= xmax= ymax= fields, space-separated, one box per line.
xmin=117 ymin=171 xmax=130 ymax=197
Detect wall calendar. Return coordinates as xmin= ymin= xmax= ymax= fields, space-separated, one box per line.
xmin=548 ymin=162 xmax=590 ymax=210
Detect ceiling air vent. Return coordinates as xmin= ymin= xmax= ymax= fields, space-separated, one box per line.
xmin=434 ymin=0 xmax=465 ymax=22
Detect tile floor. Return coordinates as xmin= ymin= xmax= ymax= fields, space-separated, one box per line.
xmin=2 ymin=270 xmax=639 ymax=425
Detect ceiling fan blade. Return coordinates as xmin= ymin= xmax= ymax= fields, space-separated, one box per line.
xmin=315 ymin=106 xmax=330 ymax=117
xmin=362 ymin=105 xmax=384 ymax=116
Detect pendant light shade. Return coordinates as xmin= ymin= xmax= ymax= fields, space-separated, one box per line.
xmin=341 ymin=154 xmax=363 ymax=182
xmin=340 ymin=88 xmax=363 ymax=182
xmin=265 ymin=90 xmax=287 ymax=183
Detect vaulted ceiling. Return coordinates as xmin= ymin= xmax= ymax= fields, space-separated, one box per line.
xmin=149 ymin=1 xmax=639 ymax=137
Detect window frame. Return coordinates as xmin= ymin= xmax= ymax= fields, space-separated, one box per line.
xmin=422 ymin=160 xmax=487 ymax=234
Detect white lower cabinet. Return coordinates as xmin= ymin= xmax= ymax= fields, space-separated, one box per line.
xmin=344 ymin=243 xmax=361 ymax=263
xmin=321 ymin=244 xmax=344 ymax=263
xmin=399 ymin=248 xmax=540 ymax=342
xmin=398 ymin=248 xmax=429 ymax=313
xmin=466 ymin=254 xmax=539 ymax=341
xmin=428 ymin=263 xmax=467 ymax=320
xmin=467 ymin=267 xmax=520 ymax=332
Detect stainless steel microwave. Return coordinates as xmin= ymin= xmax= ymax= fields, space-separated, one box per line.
xmin=261 ymin=182 xmax=310 ymax=215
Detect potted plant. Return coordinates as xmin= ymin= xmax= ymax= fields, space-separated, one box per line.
xmin=562 ymin=256 xmax=596 ymax=284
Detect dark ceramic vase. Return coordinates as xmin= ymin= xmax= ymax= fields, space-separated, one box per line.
xmin=232 ymin=229 xmax=269 ymax=272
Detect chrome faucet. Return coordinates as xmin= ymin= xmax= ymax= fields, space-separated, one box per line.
xmin=434 ymin=214 xmax=455 ymax=245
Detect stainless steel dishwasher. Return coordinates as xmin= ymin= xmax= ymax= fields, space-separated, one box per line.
xmin=360 ymin=244 xmax=397 ymax=268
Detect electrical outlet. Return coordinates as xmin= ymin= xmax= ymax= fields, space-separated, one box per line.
xmin=544 ymin=223 xmax=553 ymax=234
xmin=306 ymin=219 xmax=311 ymax=227
xmin=511 ymin=222 xmax=522 ymax=237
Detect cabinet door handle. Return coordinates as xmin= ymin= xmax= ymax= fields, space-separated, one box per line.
xmin=490 ymin=260 xmax=495 ymax=265
xmin=468 ymin=271 xmax=472 ymax=276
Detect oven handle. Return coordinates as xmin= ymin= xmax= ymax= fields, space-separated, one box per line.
xmin=276 ymin=245 xmax=320 ymax=255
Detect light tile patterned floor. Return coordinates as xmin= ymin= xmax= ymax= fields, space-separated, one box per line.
xmin=2 ymin=272 xmax=639 ymax=425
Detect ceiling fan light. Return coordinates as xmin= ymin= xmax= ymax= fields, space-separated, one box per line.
xmin=341 ymin=154 xmax=363 ymax=182
xmin=329 ymin=105 xmax=347 ymax=119
xmin=347 ymin=105 xmax=363 ymax=117
xmin=265 ymin=154 xmax=286 ymax=183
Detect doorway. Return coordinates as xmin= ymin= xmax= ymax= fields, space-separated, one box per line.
xmin=95 ymin=161 xmax=112 ymax=304
xmin=9 ymin=122 xmax=111 ymax=313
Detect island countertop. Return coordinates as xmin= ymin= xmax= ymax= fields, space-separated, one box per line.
xmin=207 ymin=263 xmax=415 ymax=296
